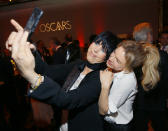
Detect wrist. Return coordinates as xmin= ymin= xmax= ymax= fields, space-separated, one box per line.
xmin=102 ymin=84 xmax=111 ymax=89
xmin=31 ymin=74 xmax=44 ymax=89
xmin=101 ymin=86 xmax=110 ymax=92
xmin=24 ymin=71 xmax=39 ymax=85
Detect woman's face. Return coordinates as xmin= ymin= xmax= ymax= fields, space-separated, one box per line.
xmin=87 ymin=42 xmax=106 ymax=64
xmin=106 ymin=46 xmax=126 ymax=72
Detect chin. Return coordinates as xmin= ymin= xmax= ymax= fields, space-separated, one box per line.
xmin=87 ymin=56 xmax=93 ymax=63
xmin=88 ymin=58 xmax=98 ymax=64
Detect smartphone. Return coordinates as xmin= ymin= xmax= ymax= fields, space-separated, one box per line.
xmin=24 ymin=7 xmax=43 ymax=41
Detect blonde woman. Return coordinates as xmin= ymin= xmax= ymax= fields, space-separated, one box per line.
xmin=98 ymin=40 xmax=160 ymax=131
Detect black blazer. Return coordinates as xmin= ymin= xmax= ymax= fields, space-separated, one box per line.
xmin=28 ymin=52 xmax=104 ymax=131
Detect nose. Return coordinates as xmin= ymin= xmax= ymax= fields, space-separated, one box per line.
xmin=108 ymin=53 xmax=115 ymax=61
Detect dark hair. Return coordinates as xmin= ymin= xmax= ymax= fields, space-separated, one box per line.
xmin=93 ymin=31 xmax=121 ymax=59
xmin=89 ymin=34 xmax=97 ymax=43
xmin=65 ymin=34 xmax=72 ymax=42
xmin=158 ymin=30 xmax=168 ymax=38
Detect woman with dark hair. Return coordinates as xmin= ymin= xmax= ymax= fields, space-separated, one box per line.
xmin=6 ymin=19 xmax=121 ymax=131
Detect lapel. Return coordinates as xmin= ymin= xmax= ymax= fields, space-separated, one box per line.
xmin=62 ymin=63 xmax=85 ymax=92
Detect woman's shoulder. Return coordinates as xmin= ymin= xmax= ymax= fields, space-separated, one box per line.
xmin=123 ymin=71 xmax=136 ymax=78
xmin=118 ymin=71 xmax=137 ymax=86
xmin=115 ymin=71 xmax=136 ymax=79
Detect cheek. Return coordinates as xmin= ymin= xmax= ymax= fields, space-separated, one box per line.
xmin=113 ymin=62 xmax=122 ymax=70
xmin=100 ymin=52 xmax=106 ymax=59
xmin=98 ymin=54 xmax=106 ymax=62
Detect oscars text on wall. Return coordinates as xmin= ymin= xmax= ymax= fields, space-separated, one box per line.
xmin=39 ymin=21 xmax=71 ymax=32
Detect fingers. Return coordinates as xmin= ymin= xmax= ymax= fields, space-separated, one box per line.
xmin=6 ymin=31 xmax=17 ymax=51
xmin=10 ymin=19 xmax=23 ymax=31
xmin=8 ymin=19 xmax=29 ymax=62
xmin=29 ymin=43 xmax=36 ymax=51
xmin=102 ymin=68 xmax=114 ymax=77
xmin=11 ymin=31 xmax=27 ymax=60
xmin=11 ymin=31 xmax=24 ymax=55
xmin=6 ymin=19 xmax=23 ymax=51
xmin=19 ymin=31 xmax=29 ymax=50
xmin=25 ymin=42 xmax=33 ymax=55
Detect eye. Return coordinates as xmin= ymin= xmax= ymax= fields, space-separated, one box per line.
xmin=95 ymin=42 xmax=99 ymax=45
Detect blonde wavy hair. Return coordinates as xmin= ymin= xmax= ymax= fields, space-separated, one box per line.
xmin=118 ymin=40 xmax=160 ymax=91
xmin=141 ymin=43 xmax=160 ymax=91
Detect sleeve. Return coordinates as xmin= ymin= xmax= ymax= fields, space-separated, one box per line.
xmin=28 ymin=71 xmax=101 ymax=110
xmin=108 ymin=75 xmax=137 ymax=114
xmin=33 ymin=51 xmax=78 ymax=84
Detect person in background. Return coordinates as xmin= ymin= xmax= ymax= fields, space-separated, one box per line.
xmin=62 ymin=34 xmax=81 ymax=64
xmin=36 ymin=40 xmax=50 ymax=61
xmin=61 ymin=33 xmax=73 ymax=48
xmin=48 ymin=37 xmax=67 ymax=65
xmin=132 ymin=22 xmax=168 ymax=131
xmin=65 ymin=39 xmax=81 ymax=64
xmin=158 ymin=31 xmax=168 ymax=53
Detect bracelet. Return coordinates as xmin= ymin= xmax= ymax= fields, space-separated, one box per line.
xmin=31 ymin=74 xmax=44 ymax=90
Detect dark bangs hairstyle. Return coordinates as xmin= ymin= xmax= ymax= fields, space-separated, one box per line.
xmin=93 ymin=31 xmax=121 ymax=60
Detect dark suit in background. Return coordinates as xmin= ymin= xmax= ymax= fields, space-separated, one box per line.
xmin=132 ymin=50 xmax=168 ymax=131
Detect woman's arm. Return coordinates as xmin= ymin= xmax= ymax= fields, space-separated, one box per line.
xmin=6 ymin=19 xmax=76 ymax=85
xmin=34 ymin=51 xmax=79 ymax=84
xmin=6 ymin=20 xmax=100 ymax=110
xmin=98 ymin=86 xmax=110 ymax=115
xmin=28 ymin=71 xmax=101 ymax=110
xmin=98 ymin=69 xmax=114 ymax=115
xmin=98 ymin=70 xmax=137 ymax=116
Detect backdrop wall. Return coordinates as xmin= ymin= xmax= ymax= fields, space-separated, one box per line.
xmin=0 ymin=0 xmax=159 ymax=48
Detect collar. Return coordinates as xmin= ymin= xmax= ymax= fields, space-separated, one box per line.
xmin=77 ymin=61 xmax=106 ymax=72
xmin=114 ymin=71 xmax=133 ymax=79
xmin=85 ymin=61 xmax=106 ymax=70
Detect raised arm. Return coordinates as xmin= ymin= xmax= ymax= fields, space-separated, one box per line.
xmin=6 ymin=19 xmax=76 ymax=85
xmin=28 ymin=71 xmax=101 ymax=110
xmin=6 ymin=19 xmax=101 ymax=110
xmin=34 ymin=51 xmax=78 ymax=84
xmin=98 ymin=69 xmax=114 ymax=115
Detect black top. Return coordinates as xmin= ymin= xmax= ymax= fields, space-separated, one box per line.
xmin=28 ymin=51 xmax=104 ymax=131
xmin=134 ymin=50 xmax=168 ymax=111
